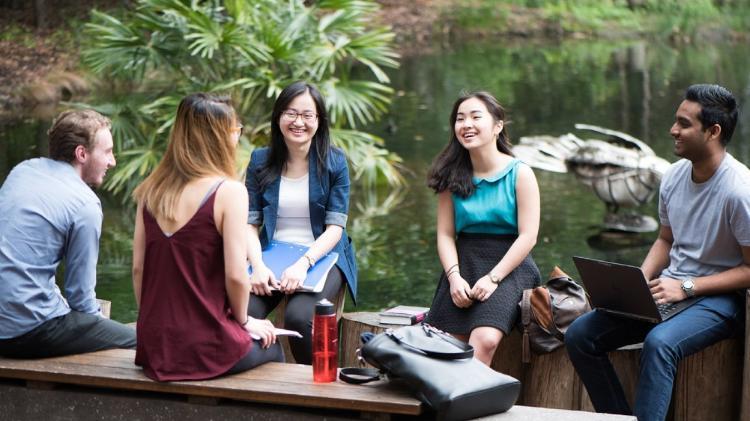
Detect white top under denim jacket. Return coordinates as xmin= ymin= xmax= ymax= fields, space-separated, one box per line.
xmin=275 ymin=173 xmax=315 ymax=246
xmin=245 ymin=146 xmax=358 ymax=302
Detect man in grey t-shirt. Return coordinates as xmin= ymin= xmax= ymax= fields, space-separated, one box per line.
xmin=0 ymin=110 xmax=136 ymax=358
xmin=566 ymin=84 xmax=750 ymax=421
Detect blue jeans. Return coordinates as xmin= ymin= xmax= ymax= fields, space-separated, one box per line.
xmin=565 ymin=293 xmax=744 ymax=421
xmin=0 ymin=311 xmax=136 ymax=358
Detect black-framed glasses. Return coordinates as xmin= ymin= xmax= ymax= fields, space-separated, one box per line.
xmin=232 ymin=124 xmax=244 ymax=137
xmin=281 ymin=110 xmax=318 ymax=122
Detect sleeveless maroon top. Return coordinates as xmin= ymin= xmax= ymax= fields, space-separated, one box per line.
xmin=135 ymin=186 xmax=251 ymax=381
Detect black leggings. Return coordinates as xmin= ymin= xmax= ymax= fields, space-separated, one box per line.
xmin=248 ymin=266 xmax=344 ymax=365
xmin=225 ymin=339 xmax=285 ymax=375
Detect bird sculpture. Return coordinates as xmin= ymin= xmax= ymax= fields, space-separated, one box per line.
xmin=513 ymin=124 xmax=671 ymax=233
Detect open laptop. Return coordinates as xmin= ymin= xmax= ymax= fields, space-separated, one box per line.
xmin=572 ymin=256 xmax=701 ymax=323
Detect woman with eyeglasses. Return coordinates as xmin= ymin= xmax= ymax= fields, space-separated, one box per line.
xmin=245 ymin=81 xmax=357 ymax=364
xmin=423 ymin=91 xmax=542 ymax=365
xmin=132 ymin=93 xmax=283 ymax=381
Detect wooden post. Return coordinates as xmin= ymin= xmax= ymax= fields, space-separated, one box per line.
xmin=96 ymin=299 xmax=111 ymax=319
xmin=578 ymin=345 xmax=640 ymax=412
xmin=740 ymin=290 xmax=750 ymax=421
xmin=490 ymin=329 xmax=524 ymax=381
xmin=672 ymin=336 xmax=743 ymax=421
xmin=340 ymin=312 xmax=387 ymax=367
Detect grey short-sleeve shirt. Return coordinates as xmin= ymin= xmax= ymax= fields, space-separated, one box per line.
xmin=658 ymin=153 xmax=750 ymax=280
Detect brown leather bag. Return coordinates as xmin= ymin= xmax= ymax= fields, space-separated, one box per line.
xmin=519 ymin=267 xmax=591 ymax=363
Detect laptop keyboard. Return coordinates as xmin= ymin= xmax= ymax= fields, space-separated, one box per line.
xmin=657 ymin=302 xmax=679 ymax=317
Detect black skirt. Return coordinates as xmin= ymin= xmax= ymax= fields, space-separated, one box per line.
xmin=424 ymin=233 xmax=541 ymax=336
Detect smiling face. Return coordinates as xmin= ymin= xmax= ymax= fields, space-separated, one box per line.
xmin=669 ymin=100 xmax=711 ymax=161
xmin=79 ymin=128 xmax=116 ymax=187
xmin=453 ymin=97 xmax=503 ymax=151
xmin=279 ymin=91 xmax=319 ymax=148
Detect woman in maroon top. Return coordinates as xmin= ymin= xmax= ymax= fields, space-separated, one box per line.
xmin=131 ymin=93 xmax=283 ymax=381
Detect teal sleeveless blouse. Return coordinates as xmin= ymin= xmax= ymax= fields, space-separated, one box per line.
xmin=452 ymin=159 xmax=520 ymax=235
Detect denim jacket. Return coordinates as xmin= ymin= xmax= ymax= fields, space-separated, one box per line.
xmin=245 ymin=146 xmax=358 ymax=301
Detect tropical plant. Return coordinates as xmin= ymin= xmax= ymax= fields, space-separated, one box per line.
xmin=81 ymin=0 xmax=402 ymax=199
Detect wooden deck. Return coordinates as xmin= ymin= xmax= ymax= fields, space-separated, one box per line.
xmin=0 ymin=348 xmax=421 ymax=418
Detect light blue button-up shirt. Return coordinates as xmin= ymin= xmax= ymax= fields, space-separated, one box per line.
xmin=0 ymin=158 xmax=102 ymax=339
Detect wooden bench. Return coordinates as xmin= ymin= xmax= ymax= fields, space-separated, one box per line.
xmin=341 ymin=310 xmax=745 ymax=421
xmin=0 ymin=348 xmax=421 ymax=420
xmin=0 ymin=348 xmax=637 ymax=420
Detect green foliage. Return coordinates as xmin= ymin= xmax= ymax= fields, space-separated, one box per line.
xmin=643 ymin=0 xmax=720 ymax=36
xmin=80 ymin=0 xmax=402 ymax=199
xmin=438 ymin=0 xmax=746 ymax=39
xmin=541 ymin=1 xmax=641 ymax=32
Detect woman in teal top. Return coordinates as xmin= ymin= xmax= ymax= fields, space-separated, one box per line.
xmin=424 ymin=91 xmax=542 ymax=365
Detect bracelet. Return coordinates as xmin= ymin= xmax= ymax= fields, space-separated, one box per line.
xmin=446 ymin=263 xmax=459 ymax=274
xmin=303 ymin=254 xmax=316 ymax=268
xmin=446 ymin=269 xmax=460 ymax=280
xmin=240 ymin=318 xmax=250 ymax=327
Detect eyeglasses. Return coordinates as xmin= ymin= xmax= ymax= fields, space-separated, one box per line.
xmin=281 ymin=110 xmax=318 ymax=123
xmin=232 ymin=124 xmax=244 ymax=137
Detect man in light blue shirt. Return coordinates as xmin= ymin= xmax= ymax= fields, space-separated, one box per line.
xmin=0 ymin=109 xmax=135 ymax=357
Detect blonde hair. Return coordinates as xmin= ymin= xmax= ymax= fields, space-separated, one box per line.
xmin=133 ymin=93 xmax=238 ymax=220
xmin=48 ymin=109 xmax=111 ymax=162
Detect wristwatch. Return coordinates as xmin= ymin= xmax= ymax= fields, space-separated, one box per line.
xmin=488 ymin=272 xmax=500 ymax=284
xmin=681 ymin=277 xmax=696 ymax=298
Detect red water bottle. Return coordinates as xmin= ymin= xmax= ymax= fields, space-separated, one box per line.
xmin=312 ymin=298 xmax=338 ymax=382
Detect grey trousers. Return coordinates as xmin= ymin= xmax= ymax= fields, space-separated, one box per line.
xmin=0 ymin=311 xmax=136 ymax=358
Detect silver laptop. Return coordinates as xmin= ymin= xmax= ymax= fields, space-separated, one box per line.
xmin=572 ymin=256 xmax=701 ymax=323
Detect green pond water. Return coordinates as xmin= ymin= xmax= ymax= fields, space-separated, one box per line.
xmin=2 ymin=39 xmax=749 ymax=322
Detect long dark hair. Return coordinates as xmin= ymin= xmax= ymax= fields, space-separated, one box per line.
xmin=258 ymin=81 xmax=331 ymax=189
xmin=427 ymin=91 xmax=513 ymax=198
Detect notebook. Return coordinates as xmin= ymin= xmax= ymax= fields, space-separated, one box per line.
xmin=248 ymin=241 xmax=338 ymax=293
xmin=378 ymin=305 xmax=429 ymax=325
xmin=572 ymin=256 xmax=701 ymax=323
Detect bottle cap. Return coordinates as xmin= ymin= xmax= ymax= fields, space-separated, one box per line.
xmin=315 ymin=298 xmax=335 ymax=316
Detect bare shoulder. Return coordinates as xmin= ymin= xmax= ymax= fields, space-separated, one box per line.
xmin=515 ymin=161 xmax=537 ymax=182
xmin=217 ymin=179 xmax=247 ymax=198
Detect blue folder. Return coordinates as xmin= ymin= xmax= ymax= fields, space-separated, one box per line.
xmin=247 ymin=241 xmax=339 ymax=293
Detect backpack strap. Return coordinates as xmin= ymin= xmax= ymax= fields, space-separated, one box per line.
xmin=339 ymin=367 xmax=382 ymax=384
xmin=521 ymin=289 xmax=532 ymax=364
xmin=388 ymin=327 xmax=474 ymax=360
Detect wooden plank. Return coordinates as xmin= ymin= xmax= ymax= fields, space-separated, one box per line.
xmin=0 ymin=350 xmax=422 ymax=415
xmin=479 ymin=405 xmax=636 ymax=420
xmin=744 ymin=291 xmax=750 ymax=420
xmin=672 ymin=336 xmax=743 ymax=421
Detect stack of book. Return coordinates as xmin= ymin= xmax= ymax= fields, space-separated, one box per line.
xmin=378 ymin=305 xmax=429 ymax=325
